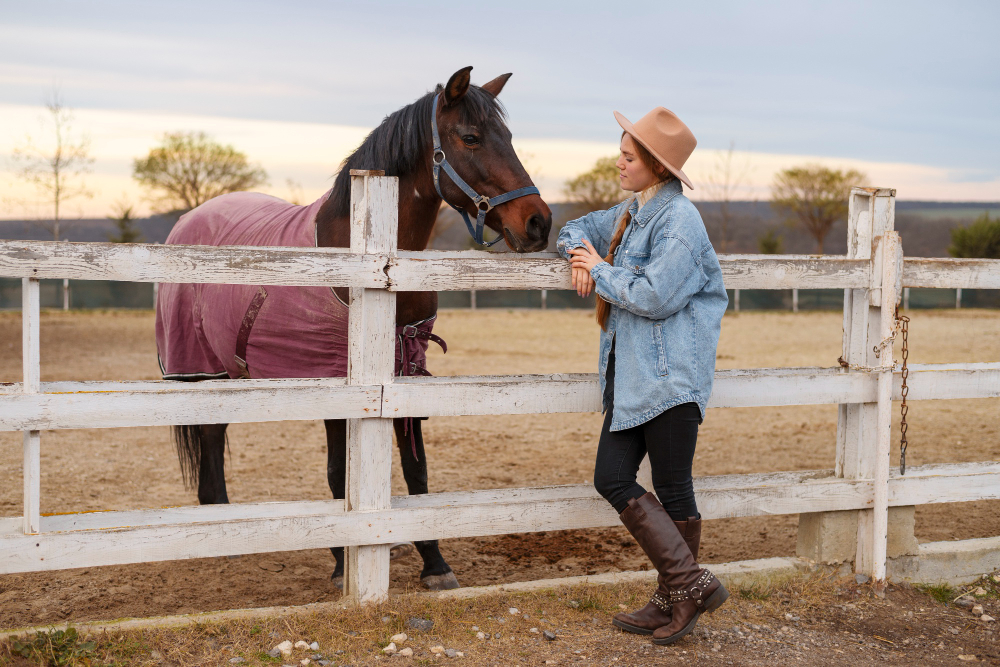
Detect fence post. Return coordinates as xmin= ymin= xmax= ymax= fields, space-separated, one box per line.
xmin=903 ymin=286 xmax=910 ymax=311
xmin=956 ymin=287 xmax=962 ymax=309
xmin=733 ymin=288 xmax=740 ymax=313
xmin=796 ymin=188 xmax=915 ymax=574
xmin=792 ymin=287 xmax=799 ymax=313
xmin=343 ymin=169 xmax=397 ymax=604
xmin=22 ymin=278 xmax=41 ymax=534
xmin=470 ymin=289 xmax=477 ymax=310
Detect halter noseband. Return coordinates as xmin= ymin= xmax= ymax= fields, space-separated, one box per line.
xmin=430 ymin=93 xmax=540 ymax=247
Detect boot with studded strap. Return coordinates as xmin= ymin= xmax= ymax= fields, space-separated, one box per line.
xmin=612 ymin=493 xmax=727 ymax=642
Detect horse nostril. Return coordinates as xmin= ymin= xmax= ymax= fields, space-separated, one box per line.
xmin=525 ymin=213 xmax=551 ymax=242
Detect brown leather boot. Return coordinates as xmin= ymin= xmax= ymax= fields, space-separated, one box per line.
xmin=612 ymin=494 xmax=727 ymax=642
xmin=673 ymin=516 xmax=701 ymax=561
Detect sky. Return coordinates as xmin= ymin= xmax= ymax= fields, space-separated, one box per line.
xmin=1 ymin=0 xmax=998 ymax=219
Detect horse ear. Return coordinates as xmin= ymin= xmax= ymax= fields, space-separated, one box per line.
xmin=444 ymin=66 xmax=473 ymax=106
xmin=481 ymin=73 xmax=512 ymax=97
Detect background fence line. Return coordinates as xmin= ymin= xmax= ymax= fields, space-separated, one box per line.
xmin=1 ymin=182 xmax=998 ymax=602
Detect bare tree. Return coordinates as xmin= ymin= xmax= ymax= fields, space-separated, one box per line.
xmin=10 ymin=96 xmax=95 ymax=242
xmin=107 ymin=197 xmax=143 ymax=243
xmin=771 ymin=165 xmax=867 ymax=254
xmin=563 ymin=156 xmax=623 ymax=215
xmin=133 ymin=131 xmax=267 ymax=213
xmin=703 ymin=141 xmax=751 ymax=253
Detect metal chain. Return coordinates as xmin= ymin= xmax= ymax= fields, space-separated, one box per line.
xmin=839 ymin=305 xmax=912 ymax=475
xmin=897 ymin=305 xmax=910 ymax=475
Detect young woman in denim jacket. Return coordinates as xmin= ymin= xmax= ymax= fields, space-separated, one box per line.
xmin=557 ymin=108 xmax=730 ymax=645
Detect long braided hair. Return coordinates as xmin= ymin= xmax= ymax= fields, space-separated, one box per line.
xmin=595 ymin=132 xmax=675 ymax=331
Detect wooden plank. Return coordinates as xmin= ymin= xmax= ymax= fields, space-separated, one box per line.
xmin=903 ymin=258 xmax=1000 ymax=289
xmin=387 ymin=252 xmax=869 ymax=291
xmin=344 ymin=172 xmax=397 ymax=604
xmin=0 ymin=241 xmax=388 ymax=287
xmin=384 ymin=368 xmax=876 ymax=417
xmin=2 ymin=461 xmax=995 ymax=575
xmin=21 ymin=277 xmax=40 ymax=535
xmin=871 ymin=232 xmax=902 ymax=582
xmin=893 ymin=362 xmax=1000 ymax=400
xmin=889 ymin=461 xmax=1000 ymax=506
xmin=1 ymin=361 xmax=992 ymax=433
xmin=0 ymin=470 xmax=869 ymax=574
xmin=4 ymin=461 xmax=992 ymax=537
xmin=21 ymin=278 xmax=40 ymax=393
xmin=0 ymin=384 xmax=382 ymax=431
xmin=855 ymin=190 xmax=896 ymax=579
xmin=22 ymin=431 xmax=39 ymax=535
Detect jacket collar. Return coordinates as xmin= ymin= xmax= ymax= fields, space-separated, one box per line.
xmin=628 ymin=178 xmax=683 ymax=227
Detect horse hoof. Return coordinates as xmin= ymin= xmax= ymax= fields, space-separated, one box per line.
xmin=421 ymin=571 xmax=460 ymax=591
xmin=390 ymin=542 xmax=415 ymax=560
xmin=331 ymin=575 xmax=344 ymax=591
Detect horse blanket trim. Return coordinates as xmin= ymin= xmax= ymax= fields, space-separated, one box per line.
xmin=155 ymin=191 xmax=443 ymax=382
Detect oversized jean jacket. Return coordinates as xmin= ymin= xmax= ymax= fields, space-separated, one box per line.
xmin=556 ymin=179 xmax=728 ymax=431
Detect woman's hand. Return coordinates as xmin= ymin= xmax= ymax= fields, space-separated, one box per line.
xmin=568 ymin=239 xmax=604 ymax=297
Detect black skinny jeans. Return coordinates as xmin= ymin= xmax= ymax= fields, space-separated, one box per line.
xmin=594 ymin=348 xmax=701 ymax=520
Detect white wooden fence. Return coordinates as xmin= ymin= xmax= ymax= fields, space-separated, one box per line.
xmin=1 ymin=177 xmax=999 ymax=602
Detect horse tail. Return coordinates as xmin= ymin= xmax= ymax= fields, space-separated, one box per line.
xmin=173 ymin=425 xmax=210 ymax=490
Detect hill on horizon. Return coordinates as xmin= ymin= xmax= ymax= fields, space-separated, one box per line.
xmin=1 ymin=200 xmax=997 ymax=259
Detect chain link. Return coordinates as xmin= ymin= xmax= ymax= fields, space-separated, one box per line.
xmin=838 ymin=305 xmax=912 ymax=475
xmin=897 ymin=305 xmax=910 ymax=475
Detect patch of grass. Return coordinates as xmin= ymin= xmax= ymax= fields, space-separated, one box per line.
xmin=10 ymin=627 xmax=96 ymax=666
xmin=738 ymin=581 xmax=772 ymax=601
xmin=915 ymin=582 xmax=956 ymax=604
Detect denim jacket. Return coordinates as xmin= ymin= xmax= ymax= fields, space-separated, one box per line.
xmin=557 ymin=179 xmax=728 ymax=431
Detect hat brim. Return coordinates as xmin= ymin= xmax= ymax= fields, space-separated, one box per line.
xmin=614 ymin=110 xmax=694 ymax=190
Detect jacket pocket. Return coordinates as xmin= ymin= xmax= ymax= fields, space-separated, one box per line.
xmin=652 ymin=322 xmax=669 ymax=376
xmin=624 ymin=251 xmax=650 ymax=275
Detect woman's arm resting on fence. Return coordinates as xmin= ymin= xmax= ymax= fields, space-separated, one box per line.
xmin=556 ymin=203 xmax=624 ymax=260
xmin=587 ymin=233 xmax=708 ymax=320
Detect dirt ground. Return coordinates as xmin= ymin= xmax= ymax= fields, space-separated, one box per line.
xmin=2 ymin=573 xmax=999 ymax=666
xmin=0 ymin=308 xmax=998 ymax=630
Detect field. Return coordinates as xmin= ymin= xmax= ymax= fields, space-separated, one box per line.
xmin=1 ymin=308 xmax=998 ymax=630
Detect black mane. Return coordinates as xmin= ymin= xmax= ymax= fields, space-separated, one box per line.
xmin=327 ymin=85 xmax=507 ymax=218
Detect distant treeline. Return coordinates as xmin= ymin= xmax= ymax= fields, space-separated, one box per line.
xmin=1 ymin=201 xmax=998 ymax=258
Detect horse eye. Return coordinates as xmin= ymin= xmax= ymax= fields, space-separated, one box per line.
xmin=462 ymin=134 xmax=480 ymax=146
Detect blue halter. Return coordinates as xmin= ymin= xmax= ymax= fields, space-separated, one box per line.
xmin=430 ymin=93 xmax=541 ymax=247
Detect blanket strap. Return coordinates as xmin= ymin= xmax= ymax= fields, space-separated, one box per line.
xmin=234 ymin=287 xmax=269 ymax=379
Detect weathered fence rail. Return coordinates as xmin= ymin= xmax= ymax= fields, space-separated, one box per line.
xmin=1 ymin=180 xmax=998 ymax=601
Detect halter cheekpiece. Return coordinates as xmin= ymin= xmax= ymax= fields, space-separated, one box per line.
xmin=430 ymin=93 xmax=540 ymax=247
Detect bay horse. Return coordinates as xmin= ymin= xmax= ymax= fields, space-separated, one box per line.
xmin=155 ymin=67 xmax=552 ymax=591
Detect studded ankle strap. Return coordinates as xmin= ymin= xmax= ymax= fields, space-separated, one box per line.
xmin=650 ymin=591 xmax=672 ymax=612
xmin=668 ymin=570 xmax=716 ymax=607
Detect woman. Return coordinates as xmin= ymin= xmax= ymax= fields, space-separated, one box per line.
xmin=556 ymin=107 xmax=730 ymax=645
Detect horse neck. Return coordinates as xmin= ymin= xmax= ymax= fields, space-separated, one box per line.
xmin=316 ymin=166 xmax=440 ymax=251
xmin=316 ymin=164 xmax=441 ymax=325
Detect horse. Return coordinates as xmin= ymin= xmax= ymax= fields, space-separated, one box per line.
xmin=155 ymin=66 xmax=552 ymax=591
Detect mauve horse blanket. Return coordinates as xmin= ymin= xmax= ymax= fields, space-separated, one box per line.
xmin=156 ymin=192 xmax=442 ymax=382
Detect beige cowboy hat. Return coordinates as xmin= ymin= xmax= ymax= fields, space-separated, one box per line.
xmin=614 ymin=107 xmax=697 ymax=190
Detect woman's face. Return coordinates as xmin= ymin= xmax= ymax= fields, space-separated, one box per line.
xmin=616 ymin=134 xmax=660 ymax=192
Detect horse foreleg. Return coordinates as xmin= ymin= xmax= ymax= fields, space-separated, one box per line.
xmin=393 ymin=417 xmax=459 ymax=590
xmin=324 ymin=418 xmax=347 ymax=587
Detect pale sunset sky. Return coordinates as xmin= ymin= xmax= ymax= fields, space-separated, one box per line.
xmin=1 ymin=1 xmax=997 ymax=219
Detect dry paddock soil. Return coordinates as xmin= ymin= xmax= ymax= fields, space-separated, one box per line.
xmin=0 ymin=308 xmax=999 ymax=634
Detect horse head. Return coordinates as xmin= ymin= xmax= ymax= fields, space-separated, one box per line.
xmin=433 ymin=67 xmax=551 ymax=252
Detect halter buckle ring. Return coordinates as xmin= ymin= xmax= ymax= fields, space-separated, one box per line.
xmin=475 ymin=196 xmax=492 ymax=213
xmin=433 ymin=150 xmax=446 ymax=166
